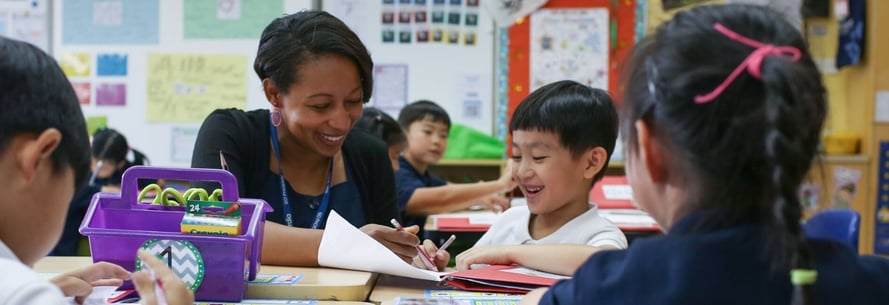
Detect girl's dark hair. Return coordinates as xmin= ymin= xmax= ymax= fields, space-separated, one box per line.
xmin=621 ymin=4 xmax=826 ymax=305
xmin=92 ymin=128 xmax=148 ymax=172
xmin=510 ymin=80 xmax=618 ymax=185
xmin=0 ymin=37 xmax=90 ymax=190
xmin=254 ymin=11 xmax=373 ymax=102
xmin=355 ymin=107 xmax=406 ymax=147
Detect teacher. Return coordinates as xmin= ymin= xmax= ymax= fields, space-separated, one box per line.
xmin=191 ymin=11 xmax=419 ymax=266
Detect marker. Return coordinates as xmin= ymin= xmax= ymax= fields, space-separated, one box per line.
xmin=436 ymin=234 xmax=457 ymax=256
xmin=142 ymin=262 xmax=168 ymax=305
xmin=219 ymin=150 xmax=229 ymax=171
xmin=390 ymin=219 xmax=437 ymax=271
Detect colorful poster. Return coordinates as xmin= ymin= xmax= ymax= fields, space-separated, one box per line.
xmin=183 ymin=0 xmax=283 ymax=39
xmin=85 ymin=115 xmax=108 ymax=136
xmin=145 ymin=54 xmax=247 ymax=122
xmin=59 ymin=53 xmax=92 ymax=77
xmin=62 ymin=0 xmax=159 ymax=44
xmin=71 ymin=82 xmax=92 ymax=105
xmin=97 ymin=53 xmax=128 ymax=76
xmin=530 ymin=8 xmax=609 ymax=91
xmin=96 ymin=83 xmax=126 ymax=106
xmin=0 ymin=0 xmax=49 ymax=52
xmin=832 ymin=166 xmax=862 ymax=210
xmin=481 ymin=0 xmax=547 ymax=26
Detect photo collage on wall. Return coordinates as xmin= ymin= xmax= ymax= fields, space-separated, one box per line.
xmin=382 ymin=0 xmax=480 ymax=46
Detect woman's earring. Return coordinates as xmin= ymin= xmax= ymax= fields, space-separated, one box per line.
xmin=270 ymin=103 xmax=282 ymax=127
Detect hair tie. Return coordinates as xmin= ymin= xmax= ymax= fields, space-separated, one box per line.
xmin=790 ymin=269 xmax=817 ymax=285
xmin=694 ymin=23 xmax=802 ymax=104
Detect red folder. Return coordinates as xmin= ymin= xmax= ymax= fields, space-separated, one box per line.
xmin=444 ymin=265 xmax=565 ymax=294
xmin=435 ymin=217 xmax=492 ymax=232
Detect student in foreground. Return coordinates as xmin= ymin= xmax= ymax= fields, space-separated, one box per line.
xmin=0 ymin=37 xmax=192 ymax=304
xmin=395 ymin=100 xmax=516 ymax=237
xmin=521 ymin=4 xmax=889 ymax=305
xmin=455 ymin=80 xmax=627 ymax=276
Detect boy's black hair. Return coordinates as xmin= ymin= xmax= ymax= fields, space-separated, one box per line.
xmin=397 ymin=100 xmax=451 ymax=129
xmin=254 ymin=10 xmax=373 ymax=102
xmin=0 ymin=37 xmax=90 ymax=190
xmin=354 ymin=107 xmax=406 ymax=147
xmin=509 ymin=80 xmax=618 ymax=185
xmin=621 ymin=4 xmax=826 ymax=305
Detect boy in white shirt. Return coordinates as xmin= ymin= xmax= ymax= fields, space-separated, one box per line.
xmin=0 ymin=37 xmax=192 ymax=305
xmin=456 ymin=80 xmax=627 ymax=275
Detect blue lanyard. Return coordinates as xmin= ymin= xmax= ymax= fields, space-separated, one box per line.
xmin=269 ymin=121 xmax=333 ymax=229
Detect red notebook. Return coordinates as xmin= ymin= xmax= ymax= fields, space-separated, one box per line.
xmin=435 ymin=217 xmax=492 ymax=232
xmin=444 ymin=265 xmax=568 ymax=294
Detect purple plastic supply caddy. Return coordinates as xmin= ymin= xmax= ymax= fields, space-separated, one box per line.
xmin=79 ymin=166 xmax=273 ymax=302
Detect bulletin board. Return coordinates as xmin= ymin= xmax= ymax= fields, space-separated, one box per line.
xmin=0 ymin=0 xmax=50 ymax=53
xmin=53 ymin=0 xmax=313 ymax=167
xmin=503 ymin=0 xmax=638 ymax=154
xmin=322 ymin=0 xmax=497 ymax=136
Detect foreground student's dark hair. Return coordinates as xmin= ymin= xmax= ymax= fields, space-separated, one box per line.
xmin=509 ymin=80 xmax=618 ymax=184
xmin=0 ymin=37 xmax=90 ymax=190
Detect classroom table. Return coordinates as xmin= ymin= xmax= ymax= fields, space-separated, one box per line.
xmin=34 ymin=256 xmax=377 ymax=303
xmin=368 ymin=274 xmax=446 ymax=305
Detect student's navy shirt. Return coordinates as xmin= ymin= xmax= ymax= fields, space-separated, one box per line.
xmin=261 ymin=161 xmax=364 ymax=229
xmin=395 ymin=156 xmax=446 ymax=234
xmin=541 ymin=213 xmax=889 ymax=305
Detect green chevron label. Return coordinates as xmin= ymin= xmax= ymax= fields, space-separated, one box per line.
xmin=136 ymin=239 xmax=205 ymax=291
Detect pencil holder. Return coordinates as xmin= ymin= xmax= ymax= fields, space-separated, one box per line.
xmin=79 ymin=166 xmax=273 ymax=302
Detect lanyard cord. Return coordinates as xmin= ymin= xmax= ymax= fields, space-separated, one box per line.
xmin=269 ymin=120 xmax=333 ymax=229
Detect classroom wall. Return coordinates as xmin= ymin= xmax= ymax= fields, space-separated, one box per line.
xmin=54 ymin=0 xmax=314 ymax=167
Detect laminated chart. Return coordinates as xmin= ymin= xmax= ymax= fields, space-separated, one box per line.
xmin=146 ymin=54 xmax=247 ymax=122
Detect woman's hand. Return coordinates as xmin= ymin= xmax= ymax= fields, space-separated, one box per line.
xmin=411 ymin=239 xmax=450 ymax=271
xmin=455 ymin=245 xmax=518 ymax=271
xmin=131 ymin=251 xmax=194 ymax=305
xmin=50 ymin=262 xmax=131 ymax=304
xmin=360 ymin=223 xmax=420 ymax=263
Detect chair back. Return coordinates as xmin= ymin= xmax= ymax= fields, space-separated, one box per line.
xmin=803 ymin=209 xmax=860 ymax=253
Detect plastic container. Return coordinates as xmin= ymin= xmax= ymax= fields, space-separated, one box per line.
xmin=824 ymin=132 xmax=860 ymax=155
xmin=80 ymin=166 xmax=272 ymax=302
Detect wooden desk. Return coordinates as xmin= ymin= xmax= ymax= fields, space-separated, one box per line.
xmin=369 ymin=274 xmax=443 ymax=305
xmin=34 ymin=256 xmax=377 ymax=303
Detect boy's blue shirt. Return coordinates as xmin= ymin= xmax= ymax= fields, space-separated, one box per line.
xmin=541 ymin=212 xmax=889 ymax=305
xmin=395 ymin=156 xmax=446 ymax=235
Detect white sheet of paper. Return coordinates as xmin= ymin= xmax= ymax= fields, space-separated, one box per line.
xmin=318 ymin=211 xmax=445 ymax=281
xmin=602 ymin=185 xmax=633 ymax=200
xmin=598 ymin=209 xmax=656 ymax=225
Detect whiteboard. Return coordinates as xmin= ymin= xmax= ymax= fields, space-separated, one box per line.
xmin=323 ymin=0 xmax=496 ymax=136
xmin=52 ymin=0 xmax=313 ymax=167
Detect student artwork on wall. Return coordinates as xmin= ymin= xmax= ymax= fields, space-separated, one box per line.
xmin=0 ymin=0 xmax=49 ymax=52
xmin=371 ymin=64 xmax=409 ymax=110
xmin=71 ymin=81 xmax=92 ymax=105
xmin=145 ymin=53 xmax=247 ymax=122
xmin=62 ymin=0 xmax=159 ymax=44
xmin=530 ymin=8 xmax=609 ymax=91
xmin=95 ymin=83 xmax=127 ymax=106
xmin=59 ymin=52 xmax=92 ymax=77
xmin=96 ymin=53 xmax=128 ymax=77
xmin=505 ymin=0 xmax=636 ymax=151
xmin=183 ymin=0 xmax=284 ymax=39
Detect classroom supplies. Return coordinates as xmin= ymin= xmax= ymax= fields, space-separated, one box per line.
xmin=79 ymin=166 xmax=272 ymax=302
xmin=181 ymin=200 xmax=243 ymax=236
xmin=444 ymin=265 xmax=568 ymax=294
xmin=436 ymin=235 xmax=457 ymax=256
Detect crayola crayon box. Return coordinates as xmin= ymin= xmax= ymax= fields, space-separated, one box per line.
xmin=181 ymin=200 xmax=242 ymax=235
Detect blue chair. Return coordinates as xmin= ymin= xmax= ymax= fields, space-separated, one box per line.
xmin=803 ymin=209 xmax=861 ymax=254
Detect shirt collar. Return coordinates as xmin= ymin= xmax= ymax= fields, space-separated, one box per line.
xmin=0 ymin=240 xmax=21 ymax=262
xmin=398 ymin=155 xmax=425 ymax=177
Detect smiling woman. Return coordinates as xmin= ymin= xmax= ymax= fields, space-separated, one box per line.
xmin=190 ymin=11 xmax=420 ymax=267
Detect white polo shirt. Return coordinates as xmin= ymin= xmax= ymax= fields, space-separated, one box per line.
xmin=474 ymin=204 xmax=628 ymax=249
xmin=0 ymin=240 xmax=67 ymax=304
